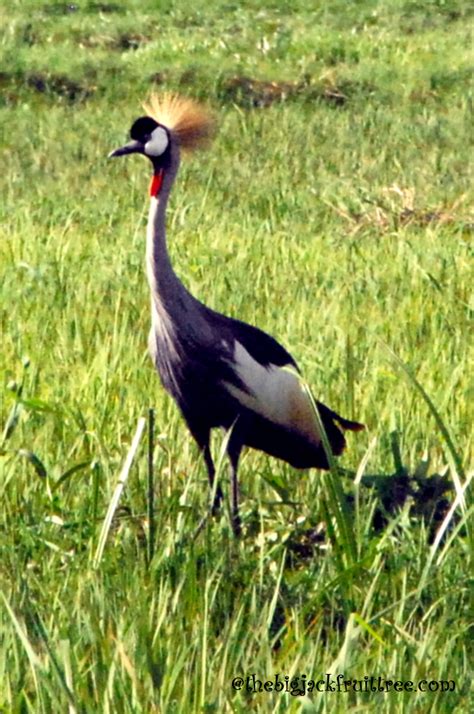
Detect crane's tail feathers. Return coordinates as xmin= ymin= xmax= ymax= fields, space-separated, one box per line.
xmin=237 ymin=405 xmax=363 ymax=470
xmin=315 ymin=401 xmax=365 ymax=458
xmin=333 ymin=414 xmax=365 ymax=432
xmin=143 ymin=93 xmax=215 ymax=152
xmin=316 ymin=401 xmax=365 ymax=432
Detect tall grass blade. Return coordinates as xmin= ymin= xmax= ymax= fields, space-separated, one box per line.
xmin=93 ymin=417 xmax=146 ymax=567
xmin=147 ymin=407 xmax=156 ymax=566
xmin=30 ymin=613 xmax=78 ymax=712
xmin=382 ymin=341 xmax=465 ymax=499
xmin=59 ymin=639 xmax=76 ymax=714
xmin=301 ymin=380 xmax=357 ymax=566
xmin=0 ymin=591 xmax=41 ymax=693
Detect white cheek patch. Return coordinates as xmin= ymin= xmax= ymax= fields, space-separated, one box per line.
xmin=223 ymin=341 xmax=321 ymax=446
xmin=145 ymin=126 xmax=169 ymax=157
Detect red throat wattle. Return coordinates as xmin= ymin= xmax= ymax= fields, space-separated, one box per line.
xmin=149 ymin=171 xmax=164 ymax=197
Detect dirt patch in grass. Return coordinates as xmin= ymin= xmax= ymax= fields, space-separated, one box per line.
xmin=87 ymin=1 xmax=122 ymax=11
xmin=400 ymin=2 xmax=474 ymax=34
xmin=42 ymin=2 xmax=122 ymax=15
xmin=216 ymin=74 xmax=376 ymax=108
xmin=218 ymin=75 xmax=307 ymax=107
xmin=149 ymin=71 xmax=168 ymax=86
xmin=327 ymin=185 xmax=474 ymax=236
xmin=79 ymin=32 xmax=150 ymax=50
xmin=0 ymin=70 xmax=95 ymax=103
xmin=42 ymin=3 xmax=80 ymax=14
xmin=111 ymin=32 xmax=149 ymax=50
xmin=27 ymin=72 xmax=94 ymax=102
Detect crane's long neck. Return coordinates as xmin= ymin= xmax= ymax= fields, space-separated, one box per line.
xmin=145 ymin=145 xmax=185 ymax=309
xmin=145 ymin=145 xmax=213 ymax=356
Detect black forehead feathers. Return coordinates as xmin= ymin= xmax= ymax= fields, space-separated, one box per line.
xmin=130 ymin=116 xmax=159 ymax=141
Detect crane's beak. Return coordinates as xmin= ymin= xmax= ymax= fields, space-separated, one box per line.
xmin=108 ymin=140 xmax=143 ymax=158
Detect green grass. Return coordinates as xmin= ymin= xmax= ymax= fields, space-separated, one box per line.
xmin=0 ymin=0 xmax=473 ymax=711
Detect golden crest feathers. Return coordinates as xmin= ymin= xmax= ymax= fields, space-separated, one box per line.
xmin=142 ymin=93 xmax=215 ymax=151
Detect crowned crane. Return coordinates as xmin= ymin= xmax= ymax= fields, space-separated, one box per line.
xmin=109 ymin=94 xmax=364 ymax=536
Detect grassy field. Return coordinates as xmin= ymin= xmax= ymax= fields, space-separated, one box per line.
xmin=0 ymin=0 xmax=473 ymax=711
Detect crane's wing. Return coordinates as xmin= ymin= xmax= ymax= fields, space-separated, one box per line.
xmin=210 ymin=312 xmax=363 ymax=449
xmin=216 ymin=313 xmax=299 ymax=369
xmin=208 ymin=313 xmax=323 ymax=445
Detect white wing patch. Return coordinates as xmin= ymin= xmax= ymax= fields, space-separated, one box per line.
xmin=145 ymin=126 xmax=169 ymax=157
xmin=223 ymin=341 xmax=321 ymax=445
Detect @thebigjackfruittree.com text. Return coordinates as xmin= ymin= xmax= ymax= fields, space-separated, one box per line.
xmin=232 ymin=673 xmax=456 ymax=696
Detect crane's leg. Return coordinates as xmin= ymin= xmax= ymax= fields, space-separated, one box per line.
xmin=187 ymin=420 xmax=223 ymax=514
xmin=227 ymin=438 xmax=243 ymax=537
xmin=202 ymin=442 xmax=223 ymax=513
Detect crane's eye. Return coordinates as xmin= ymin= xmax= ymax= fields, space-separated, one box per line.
xmin=144 ymin=126 xmax=169 ymax=157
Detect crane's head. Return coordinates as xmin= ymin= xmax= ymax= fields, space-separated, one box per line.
xmin=109 ymin=93 xmax=215 ymax=196
xmin=108 ymin=116 xmax=171 ymax=165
